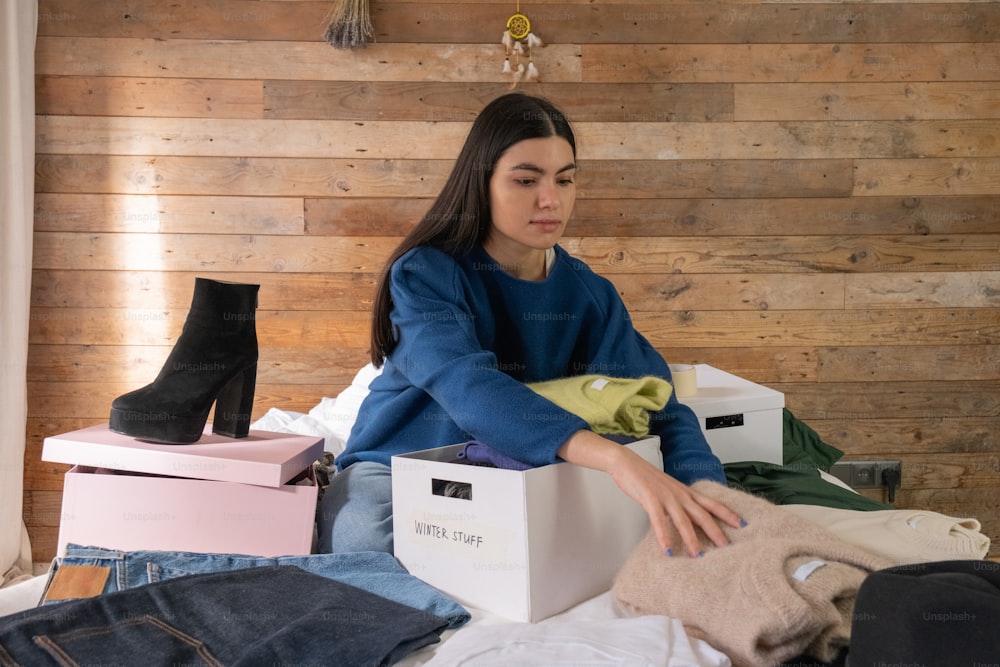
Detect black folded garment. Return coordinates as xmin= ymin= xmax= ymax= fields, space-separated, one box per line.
xmin=0 ymin=565 xmax=451 ymax=667
xmin=849 ymin=559 xmax=1000 ymax=665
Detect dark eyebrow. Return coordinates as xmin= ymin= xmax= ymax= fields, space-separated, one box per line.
xmin=508 ymin=162 xmax=577 ymax=174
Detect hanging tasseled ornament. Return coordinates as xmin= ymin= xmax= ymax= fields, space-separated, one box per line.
xmin=322 ymin=0 xmax=374 ymax=49
xmin=525 ymin=61 xmax=539 ymax=82
xmin=501 ymin=1 xmax=544 ymax=88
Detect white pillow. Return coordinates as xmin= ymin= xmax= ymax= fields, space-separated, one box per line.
xmin=249 ymin=364 xmax=382 ymax=458
xmin=312 ymin=363 xmax=382 ymax=457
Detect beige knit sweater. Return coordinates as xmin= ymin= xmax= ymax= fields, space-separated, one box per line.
xmin=612 ymin=481 xmax=896 ymax=667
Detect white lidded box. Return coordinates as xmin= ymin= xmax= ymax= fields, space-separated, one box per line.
xmin=42 ymin=425 xmax=324 ymax=557
xmin=391 ymin=437 xmax=661 ymax=623
xmin=676 ymin=364 xmax=785 ymax=465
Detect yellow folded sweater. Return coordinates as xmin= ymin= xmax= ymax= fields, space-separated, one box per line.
xmin=527 ymin=375 xmax=672 ymax=438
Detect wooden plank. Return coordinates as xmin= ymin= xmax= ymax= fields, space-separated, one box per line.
xmin=30 ymin=1 xmax=945 ymax=44
xmin=845 ymin=272 xmax=1000 ymax=308
xmin=39 ymin=116 xmax=1000 ymax=160
xmin=27 ymin=345 xmax=371 ymax=386
xmin=34 ymin=193 xmax=305 ymax=235
xmin=32 ymin=232 xmax=999 ymax=274
xmin=305 ymin=196 xmax=1000 ymax=236
xmin=614 ymin=273 xmax=846 ymax=311
xmin=633 ymin=309 xmax=1000 ymax=348
xmin=31 ymin=232 xmax=398 ymax=273
xmin=30 ymin=269 xmax=377 ymax=309
xmin=571 ymin=160 xmax=854 ymax=199
xmin=26 ymin=382 xmax=351 ymax=421
xmin=34 ymin=155 xmax=454 ymax=197
xmin=582 ymin=43 xmax=1000 ymax=84
xmin=28 ymin=308 xmax=371 ymax=348
xmin=26 ymin=522 xmax=59 ymax=563
xmin=35 ymin=37 xmax=584 ymax=82
xmin=35 ymin=116 xmax=471 ymax=159
xmin=570 ymin=196 xmax=1000 ymax=236
xmin=371 ymin=3 xmax=1000 ymax=44
xmin=33 ymin=155 xmax=854 ymax=199
xmin=817 ymin=345 xmax=1000 ymax=382
xmin=805 ymin=416 xmax=999 ymax=458
xmin=903 ymin=453 xmax=1000 ymax=489
xmin=735 ymin=82 xmax=1000 ymax=121
xmin=37 ymin=0 xmax=328 ymax=40
xmin=42 ymin=1 xmax=993 ymax=45
xmin=560 ymin=234 xmax=1000 ymax=273
xmin=778 ymin=381 xmax=1000 ymax=422
xmin=305 ymin=198 xmax=427 ymax=236
xmin=855 ymin=158 xmax=1000 ymax=196
xmin=22 ymin=490 xmax=64 ymax=528
xmin=264 ymin=81 xmax=735 ymax=122
xmin=36 ymin=76 xmax=264 ymax=118
xmin=654 ymin=346 xmax=820 ymax=383
xmin=578 ymin=120 xmax=1000 ymax=160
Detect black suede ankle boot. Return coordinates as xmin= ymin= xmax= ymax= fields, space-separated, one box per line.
xmin=109 ymin=278 xmax=260 ymax=444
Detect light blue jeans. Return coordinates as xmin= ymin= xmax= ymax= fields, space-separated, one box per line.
xmin=316 ymin=461 xmax=395 ymax=554
xmin=43 ymin=543 xmax=469 ymax=629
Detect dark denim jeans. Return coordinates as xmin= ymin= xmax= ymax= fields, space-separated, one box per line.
xmin=1 ymin=565 xmax=453 ymax=666
xmin=41 ymin=543 xmax=468 ymax=630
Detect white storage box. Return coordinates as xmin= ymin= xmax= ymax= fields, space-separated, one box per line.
xmin=676 ymin=364 xmax=785 ymax=465
xmin=43 ymin=425 xmax=325 ymax=557
xmin=391 ymin=437 xmax=661 ymax=623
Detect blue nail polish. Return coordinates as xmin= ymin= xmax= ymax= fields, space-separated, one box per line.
xmin=696 ymin=551 xmax=704 ymax=558
xmin=665 ymin=548 xmax=673 ymax=557
xmin=739 ymin=519 xmax=748 ymax=528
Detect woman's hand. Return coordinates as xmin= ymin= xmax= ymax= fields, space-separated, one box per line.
xmin=558 ymin=430 xmax=744 ymax=558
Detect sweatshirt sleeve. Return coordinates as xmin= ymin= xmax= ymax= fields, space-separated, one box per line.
xmin=386 ymin=249 xmax=589 ymax=467
xmin=575 ymin=272 xmax=726 ymax=485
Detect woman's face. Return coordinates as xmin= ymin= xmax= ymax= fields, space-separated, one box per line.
xmin=484 ymin=136 xmax=577 ymax=277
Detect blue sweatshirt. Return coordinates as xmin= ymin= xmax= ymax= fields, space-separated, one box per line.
xmin=338 ymin=244 xmax=725 ymax=485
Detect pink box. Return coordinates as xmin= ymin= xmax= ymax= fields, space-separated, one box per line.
xmin=43 ymin=426 xmax=325 ymax=557
xmin=56 ymin=466 xmax=318 ymax=557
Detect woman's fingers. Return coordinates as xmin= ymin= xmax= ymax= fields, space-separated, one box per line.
xmin=647 ymin=478 xmax=745 ymax=558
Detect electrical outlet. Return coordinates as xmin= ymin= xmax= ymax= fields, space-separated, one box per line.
xmin=829 ymin=460 xmax=902 ymax=490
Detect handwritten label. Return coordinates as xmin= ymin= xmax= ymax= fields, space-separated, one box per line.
xmin=414 ymin=521 xmax=484 ymax=548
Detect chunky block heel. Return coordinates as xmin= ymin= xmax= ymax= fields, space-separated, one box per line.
xmin=108 ymin=278 xmax=260 ymax=445
xmin=212 ymin=364 xmax=258 ymax=439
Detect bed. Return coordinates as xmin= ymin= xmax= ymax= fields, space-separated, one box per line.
xmin=0 ymin=365 xmax=992 ymax=666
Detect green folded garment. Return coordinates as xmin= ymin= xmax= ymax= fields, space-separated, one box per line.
xmin=527 ymin=375 xmax=673 ymax=438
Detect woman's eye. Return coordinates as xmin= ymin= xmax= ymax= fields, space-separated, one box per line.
xmin=515 ymin=178 xmax=536 ymax=186
xmin=558 ymin=178 xmax=575 ymax=186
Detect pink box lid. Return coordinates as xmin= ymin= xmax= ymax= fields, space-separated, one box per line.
xmin=42 ymin=424 xmax=325 ymax=487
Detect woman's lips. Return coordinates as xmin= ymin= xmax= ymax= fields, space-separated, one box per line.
xmin=531 ymin=219 xmax=562 ymax=231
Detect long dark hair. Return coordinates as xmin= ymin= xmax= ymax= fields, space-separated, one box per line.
xmin=368 ymin=93 xmax=577 ymax=366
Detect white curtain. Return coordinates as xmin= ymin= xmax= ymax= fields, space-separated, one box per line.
xmin=0 ymin=0 xmax=38 ymax=587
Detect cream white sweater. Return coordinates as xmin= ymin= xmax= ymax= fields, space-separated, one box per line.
xmin=612 ymin=481 xmax=896 ymax=667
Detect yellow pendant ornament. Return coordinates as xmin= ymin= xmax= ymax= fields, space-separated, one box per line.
xmin=502 ymin=2 xmax=544 ymax=88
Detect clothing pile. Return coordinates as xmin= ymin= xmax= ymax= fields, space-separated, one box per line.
xmin=0 ymin=545 xmax=470 ymax=666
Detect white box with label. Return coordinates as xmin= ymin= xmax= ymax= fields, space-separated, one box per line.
xmin=391 ymin=437 xmax=661 ymax=623
xmin=676 ymin=364 xmax=785 ymax=465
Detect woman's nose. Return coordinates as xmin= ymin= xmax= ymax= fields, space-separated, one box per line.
xmin=537 ymin=180 xmax=558 ymax=209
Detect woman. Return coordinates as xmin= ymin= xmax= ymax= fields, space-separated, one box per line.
xmin=318 ymin=93 xmax=743 ymax=560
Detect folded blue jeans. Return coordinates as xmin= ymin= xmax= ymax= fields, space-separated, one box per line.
xmin=41 ymin=543 xmax=469 ymax=630
xmin=2 ymin=565 xmax=453 ymax=666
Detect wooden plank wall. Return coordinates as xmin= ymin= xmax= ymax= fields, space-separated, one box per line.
xmin=27 ymin=0 xmax=1000 ymax=562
